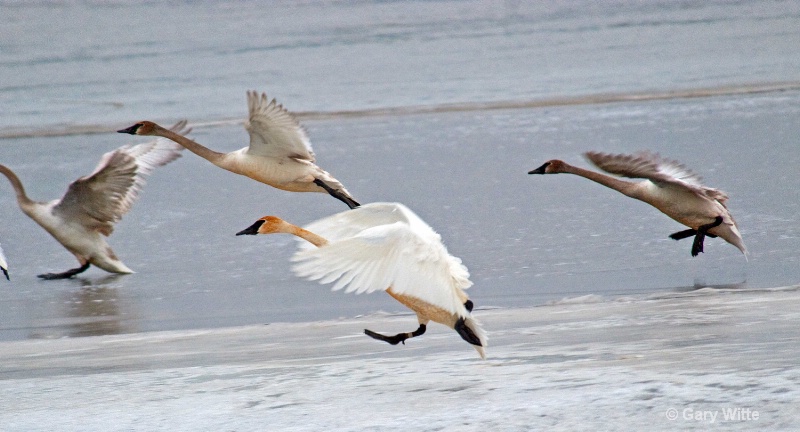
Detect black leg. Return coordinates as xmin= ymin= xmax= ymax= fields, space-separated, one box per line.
xmin=691 ymin=216 xmax=724 ymax=257
xmin=454 ymin=317 xmax=483 ymax=347
xmin=669 ymin=228 xmax=697 ymax=241
xmin=364 ymin=323 xmax=426 ymax=345
xmin=313 ymin=179 xmax=360 ymax=209
xmin=38 ymin=263 xmax=91 ymax=280
xmin=671 ymin=229 xmax=717 ymax=241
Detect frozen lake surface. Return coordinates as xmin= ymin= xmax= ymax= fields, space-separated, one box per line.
xmin=0 ymin=91 xmax=798 ymax=341
xmin=1 ymin=287 xmax=798 ymax=431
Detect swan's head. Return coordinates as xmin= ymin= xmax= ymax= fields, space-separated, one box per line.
xmin=236 ymin=216 xmax=290 ymax=236
xmin=117 ymin=121 xmax=158 ymax=136
xmin=528 ymin=160 xmax=566 ymax=175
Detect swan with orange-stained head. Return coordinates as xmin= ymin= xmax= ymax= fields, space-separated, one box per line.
xmin=0 ymin=121 xmax=189 ymax=279
xmin=118 ymin=91 xmax=360 ymax=209
xmin=236 ymin=202 xmax=487 ymax=359
xmin=529 ymin=151 xmax=746 ymax=257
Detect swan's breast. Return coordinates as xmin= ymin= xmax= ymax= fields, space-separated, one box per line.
xmin=224 ymin=153 xmax=319 ymax=191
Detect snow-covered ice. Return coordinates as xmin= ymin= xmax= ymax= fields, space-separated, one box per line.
xmin=1 ymin=287 xmax=797 ymax=431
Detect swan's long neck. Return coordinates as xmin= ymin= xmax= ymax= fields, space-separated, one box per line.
xmin=284 ymin=223 xmax=329 ymax=248
xmin=0 ymin=164 xmax=35 ymax=209
xmin=153 ymin=125 xmax=225 ymax=165
xmin=561 ymin=163 xmax=641 ymax=198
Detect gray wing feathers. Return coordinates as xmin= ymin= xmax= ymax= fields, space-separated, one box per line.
xmin=585 ymin=151 xmax=728 ymax=203
xmin=245 ymin=91 xmax=315 ymax=161
xmin=54 ymin=121 xmax=190 ymax=235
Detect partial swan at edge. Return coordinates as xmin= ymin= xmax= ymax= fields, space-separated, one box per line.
xmin=0 ymin=121 xmax=189 ymax=279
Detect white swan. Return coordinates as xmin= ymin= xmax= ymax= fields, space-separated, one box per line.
xmin=0 ymin=243 xmax=8 ymax=280
xmin=0 ymin=121 xmax=189 ymax=279
xmin=236 ymin=202 xmax=487 ymax=359
xmin=118 ymin=91 xmax=360 ymax=209
xmin=529 ymin=151 xmax=746 ymax=257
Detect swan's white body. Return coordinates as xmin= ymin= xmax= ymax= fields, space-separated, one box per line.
xmin=118 ymin=91 xmax=359 ymax=208
xmin=0 ymin=121 xmax=189 ymax=276
xmin=292 ymin=202 xmax=487 ymax=358
xmin=530 ymin=151 xmax=746 ymax=256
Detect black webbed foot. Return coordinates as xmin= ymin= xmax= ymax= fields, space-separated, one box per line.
xmin=37 ymin=263 xmax=91 ymax=280
xmin=364 ymin=324 xmax=426 ymax=345
xmin=454 ymin=318 xmax=482 ymax=347
xmin=313 ymin=179 xmax=360 ymax=209
xmin=669 ymin=228 xmax=697 ymax=241
xmin=464 ymin=299 xmax=474 ymax=312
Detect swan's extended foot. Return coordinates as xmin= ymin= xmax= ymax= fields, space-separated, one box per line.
xmin=464 ymin=299 xmax=474 ymax=312
xmin=670 ymin=229 xmax=717 ymax=241
xmin=454 ymin=317 xmax=483 ymax=347
xmin=670 ymin=228 xmax=697 ymax=240
xmin=38 ymin=263 xmax=91 ymax=280
xmin=364 ymin=324 xmax=426 ymax=345
xmin=313 ymin=178 xmax=360 ymax=209
xmin=691 ymin=216 xmax=724 ymax=257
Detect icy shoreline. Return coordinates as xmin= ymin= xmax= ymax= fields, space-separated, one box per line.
xmin=1 ymin=287 xmax=798 ymax=431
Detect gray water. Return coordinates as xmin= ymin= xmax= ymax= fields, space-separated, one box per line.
xmin=0 ymin=0 xmax=799 ymax=341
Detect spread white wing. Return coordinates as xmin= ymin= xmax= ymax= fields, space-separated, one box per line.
xmin=292 ymin=203 xmax=472 ymax=314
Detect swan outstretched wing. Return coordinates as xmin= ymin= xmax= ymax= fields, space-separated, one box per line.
xmin=53 ymin=121 xmax=189 ymax=236
xmin=244 ymin=91 xmax=315 ymax=161
xmin=585 ymin=151 xmax=728 ymax=203
xmin=298 ymin=202 xmax=435 ymax=249
xmin=292 ymin=204 xmax=472 ymax=315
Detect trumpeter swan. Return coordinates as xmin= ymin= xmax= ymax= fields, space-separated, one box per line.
xmin=0 ymin=121 xmax=189 ymax=279
xmin=236 ymin=202 xmax=487 ymax=359
xmin=118 ymin=91 xmax=360 ymax=209
xmin=0 ymin=243 xmax=8 ymax=280
xmin=529 ymin=151 xmax=746 ymax=257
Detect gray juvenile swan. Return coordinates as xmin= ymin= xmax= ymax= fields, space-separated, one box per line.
xmin=0 ymin=121 xmax=189 ymax=279
xmin=529 ymin=151 xmax=746 ymax=257
xmin=236 ymin=202 xmax=487 ymax=359
xmin=118 ymin=91 xmax=360 ymax=209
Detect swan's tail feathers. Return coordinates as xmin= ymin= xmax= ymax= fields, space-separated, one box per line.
xmin=455 ymin=315 xmax=488 ymax=360
xmin=313 ymin=178 xmax=360 ymax=209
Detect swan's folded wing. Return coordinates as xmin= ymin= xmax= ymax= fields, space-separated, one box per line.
xmin=244 ymin=91 xmax=315 ymax=161
xmin=53 ymin=121 xmax=188 ymax=236
xmin=291 ymin=222 xmax=470 ymax=315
